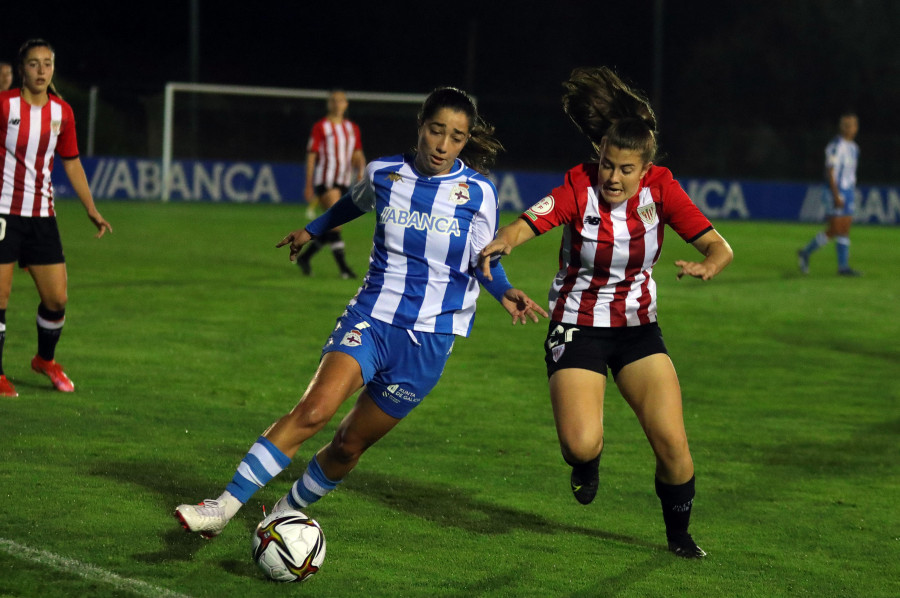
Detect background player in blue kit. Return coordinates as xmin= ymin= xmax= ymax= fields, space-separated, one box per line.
xmin=175 ymin=87 xmax=547 ymax=538
xmin=798 ymin=113 xmax=861 ymax=276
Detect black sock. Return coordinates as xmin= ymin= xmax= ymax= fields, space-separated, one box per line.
xmin=329 ymin=233 xmax=351 ymax=271
xmin=655 ymin=475 xmax=695 ymax=541
xmin=299 ymin=239 xmax=323 ymax=262
xmin=36 ymin=304 xmax=65 ymax=361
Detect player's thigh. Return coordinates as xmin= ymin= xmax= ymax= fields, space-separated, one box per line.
xmin=319 ymin=188 xmax=343 ymax=210
xmin=27 ymin=263 xmax=68 ymax=309
xmin=549 ymin=368 xmax=607 ymax=454
xmin=833 ymin=215 xmax=853 ymax=235
xmin=615 ymin=354 xmax=687 ymax=448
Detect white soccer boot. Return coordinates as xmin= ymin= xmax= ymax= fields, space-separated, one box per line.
xmin=174 ymin=499 xmax=231 ymax=539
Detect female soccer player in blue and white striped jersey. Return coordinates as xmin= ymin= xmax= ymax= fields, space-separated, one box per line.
xmin=798 ymin=113 xmax=861 ymax=276
xmin=175 ymin=87 xmax=547 ymax=539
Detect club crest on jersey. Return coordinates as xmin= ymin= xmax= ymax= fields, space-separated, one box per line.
xmin=51 ymin=120 xmax=61 ymax=135
xmin=637 ymin=203 xmax=658 ymax=225
xmin=525 ymin=196 xmax=554 ymax=221
xmin=340 ymin=329 xmax=363 ymax=347
xmin=448 ymin=183 xmax=471 ymax=205
xmin=387 ymin=172 xmax=403 ymax=183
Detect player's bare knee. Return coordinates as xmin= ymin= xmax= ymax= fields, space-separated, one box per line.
xmin=560 ymin=434 xmax=603 ymax=464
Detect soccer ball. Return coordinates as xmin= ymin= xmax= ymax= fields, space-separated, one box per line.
xmin=252 ymin=509 xmax=326 ymax=582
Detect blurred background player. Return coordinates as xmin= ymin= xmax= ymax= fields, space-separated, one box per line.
xmin=297 ymin=89 xmax=365 ymax=279
xmin=480 ymin=66 xmax=733 ymax=558
xmin=174 ymin=86 xmax=546 ymax=540
xmin=798 ymin=113 xmax=861 ymax=276
xmin=0 ymin=62 xmax=12 ymax=91
xmin=0 ymin=39 xmax=113 ymax=397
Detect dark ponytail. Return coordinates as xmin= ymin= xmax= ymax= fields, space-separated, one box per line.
xmin=418 ymin=86 xmax=504 ymax=174
xmin=562 ymin=66 xmax=657 ymax=162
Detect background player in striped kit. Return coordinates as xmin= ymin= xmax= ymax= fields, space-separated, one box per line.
xmin=0 ymin=39 xmax=112 ymax=397
xmin=0 ymin=62 xmax=13 ymax=92
xmin=175 ymin=86 xmax=547 ymax=539
xmin=480 ymin=67 xmax=733 ymax=558
xmin=797 ymin=113 xmax=861 ymax=276
xmin=296 ymin=89 xmax=366 ymax=279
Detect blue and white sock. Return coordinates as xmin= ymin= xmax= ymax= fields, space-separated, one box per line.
xmin=836 ymin=236 xmax=850 ymax=269
xmin=802 ymin=231 xmax=829 ymax=255
xmin=285 ymin=456 xmax=342 ymax=509
xmin=225 ymin=436 xmax=291 ymax=504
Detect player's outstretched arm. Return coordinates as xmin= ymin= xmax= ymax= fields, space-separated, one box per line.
xmin=479 ymin=218 xmax=536 ymax=280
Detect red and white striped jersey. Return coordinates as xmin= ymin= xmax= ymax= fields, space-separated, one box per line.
xmin=307 ymin=117 xmax=362 ymax=189
xmin=521 ymin=163 xmax=712 ymax=328
xmin=0 ymin=89 xmax=79 ymax=217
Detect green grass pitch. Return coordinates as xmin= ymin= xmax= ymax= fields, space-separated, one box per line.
xmin=0 ymin=200 xmax=897 ymax=597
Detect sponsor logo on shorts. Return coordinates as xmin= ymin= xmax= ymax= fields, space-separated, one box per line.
xmin=340 ymin=330 xmax=363 ymax=347
xmin=382 ymin=383 xmax=420 ymax=405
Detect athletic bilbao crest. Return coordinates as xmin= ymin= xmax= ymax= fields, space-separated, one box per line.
xmin=551 ymin=344 xmax=565 ymax=362
xmin=637 ymin=203 xmax=658 ymax=225
xmin=51 ymin=120 xmax=62 ymax=135
xmin=449 ymin=183 xmax=471 ymax=205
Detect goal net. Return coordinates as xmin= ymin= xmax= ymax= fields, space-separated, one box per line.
xmin=161 ymin=83 xmax=427 ymax=200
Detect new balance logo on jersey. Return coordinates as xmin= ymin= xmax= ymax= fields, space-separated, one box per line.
xmin=9 ymin=118 xmax=19 ymax=126
xmin=380 ymin=206 xmax=461 ymax=236
xmin=585 ymin=216 xmax=601 ymax=226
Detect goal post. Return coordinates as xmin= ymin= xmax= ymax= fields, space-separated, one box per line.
xmin=161 ymin=82 xmax=427 ymax=201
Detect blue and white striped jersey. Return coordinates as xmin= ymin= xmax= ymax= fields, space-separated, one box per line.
xmin=825 ymin=135 xmax=859 ymax=192
xmin=347 ymin=153 xmax=499 ymax=337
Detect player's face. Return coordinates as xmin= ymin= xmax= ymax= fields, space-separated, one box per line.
xmin=839 ymin=115 xmax=859 ymax=140
xmin=327 ymin=92 xmax=348 ymax=118
xmin=597 ymin=143 xmax=651 ymax=205
xmin=21 ymin=46 xmax=54 ymax=96
xmin=0 ymin=65 xmax=12 ymax=91
xmin=414 ymin=108 xmax=471 ymax=177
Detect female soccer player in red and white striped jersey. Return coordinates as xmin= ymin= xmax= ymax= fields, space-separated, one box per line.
xmin=480 ymin=66 xmax=733 ymax=558
xmin=296 ymin=90 xmax=365 ymax=279
xmin=0 ymin=39 xmax=112 ymax=397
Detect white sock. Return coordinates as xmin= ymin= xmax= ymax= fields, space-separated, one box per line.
xmin=215 ymin=490 xmax=244 ymax=518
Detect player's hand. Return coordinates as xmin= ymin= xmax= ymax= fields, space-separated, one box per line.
xmin=501 ymin=288 xmax=549 ymax=325
xmin=674 ymin=260 xmax=716 ymax=281
xmin=87 ymin=210 xmax=112 ymax=238
xmin=276 ymin=228 xmax=312 ymax=262
xmin=478 ymin=238 xmax=513 ymax=280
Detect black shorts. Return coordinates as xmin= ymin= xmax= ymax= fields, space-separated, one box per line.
xmin=0 ymin=214 xmax=66 ymax=267
xmin=544 ymin=321 xmax=668 ymax=378
xmin=314 ymin=184 xmax=349 ymax=197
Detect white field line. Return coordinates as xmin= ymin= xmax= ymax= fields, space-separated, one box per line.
xmin=0 ymin=538 xmax=192 ymax=598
